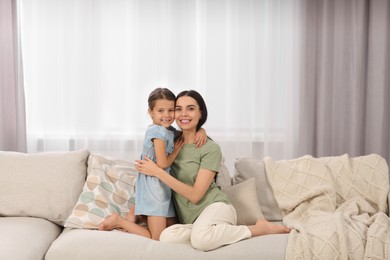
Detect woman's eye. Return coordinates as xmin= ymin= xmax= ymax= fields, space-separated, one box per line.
xmin=175 ymin=108 xmax=181 ymax=112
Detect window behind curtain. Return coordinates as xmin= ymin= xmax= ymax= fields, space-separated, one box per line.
xmin=20 ymin=0 xmax=301 ymax=172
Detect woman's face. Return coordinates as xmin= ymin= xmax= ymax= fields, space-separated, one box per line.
xmin=174 ymin=96 xmax=202 ymax=131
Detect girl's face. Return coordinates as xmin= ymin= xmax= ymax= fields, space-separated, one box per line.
xmin=174 ymin=96 xmax=202 ymax=131
xmin=149 ymin=99 xmax=175 ymax=128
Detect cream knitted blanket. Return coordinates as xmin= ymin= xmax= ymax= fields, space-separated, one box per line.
xmin=264 ymin=154 xmax=390 ymax=259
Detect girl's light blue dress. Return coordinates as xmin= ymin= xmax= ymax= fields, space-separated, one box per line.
xmin=135 ymin=124 xmax=176 ymax=217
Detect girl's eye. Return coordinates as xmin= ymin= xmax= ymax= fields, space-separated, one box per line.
xmin=175 ymin=108 xmax=181 ymax=112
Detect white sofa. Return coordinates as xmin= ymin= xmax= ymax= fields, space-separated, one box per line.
xmin=0 ymin=150 xmax=288 ymax=260
xmin=1 ymin=150 xmax=388 ymax=259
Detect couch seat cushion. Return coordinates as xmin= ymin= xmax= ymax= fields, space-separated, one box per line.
xmin=0 ymin=217 xmax=62 ymax=260
xmin=46 ymin=227 xmax=288 ymax=260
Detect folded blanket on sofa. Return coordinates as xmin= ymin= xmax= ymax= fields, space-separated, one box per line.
xmin=264 ymin=154 xmax=390 ymax=259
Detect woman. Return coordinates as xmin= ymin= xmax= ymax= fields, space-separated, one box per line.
xmin=136 ymin=90 xmax=290 ymax=251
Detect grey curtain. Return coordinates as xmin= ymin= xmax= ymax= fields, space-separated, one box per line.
xmin=298 ymin=0 xmax=390 ymax=163
xmin=0 ymin=0 xmax=26 ymax=152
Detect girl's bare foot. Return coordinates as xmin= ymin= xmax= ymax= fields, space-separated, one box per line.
xmin=249 ymin=219 xmax=291 ymax=237
xmin=99 ymin=213 xmax=120 ymax=231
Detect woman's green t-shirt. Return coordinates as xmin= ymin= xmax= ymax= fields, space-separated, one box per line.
xmin=170 ymin=139 xmax=231 ymax=224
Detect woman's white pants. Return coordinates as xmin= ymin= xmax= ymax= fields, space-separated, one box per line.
xmin=160 ymin=202 xmax=251 ymax=251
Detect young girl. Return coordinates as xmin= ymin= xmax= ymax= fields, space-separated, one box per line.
xmin=99 ymin=88 xmax=207 ymax=240
xmin=136 ymin=90 xmax=290 ymax=251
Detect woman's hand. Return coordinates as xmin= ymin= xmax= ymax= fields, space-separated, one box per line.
xmin=135 ymin=157 xmax=162 ymax=177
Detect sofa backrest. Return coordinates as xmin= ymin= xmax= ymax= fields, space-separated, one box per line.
xmin=0 ymin=149 xmax=90 ymax=225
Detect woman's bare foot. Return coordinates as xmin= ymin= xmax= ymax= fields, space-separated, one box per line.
xmin=249 ymin=219 xmax=291 ymax=237
xmin=99 ymin=213 xmax=121 ymax=231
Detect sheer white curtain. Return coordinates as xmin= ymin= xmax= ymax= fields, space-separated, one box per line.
xmin=20 ymin=0 xmax=301 ymax=171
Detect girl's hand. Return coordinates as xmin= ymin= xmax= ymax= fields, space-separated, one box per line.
xmin=194 ymin=128 xmax=208 ymax=148
xmin=172 ymin=137 xmax=184 ymax=154
xmin=135 ymin=157 xmax=161 ymax=177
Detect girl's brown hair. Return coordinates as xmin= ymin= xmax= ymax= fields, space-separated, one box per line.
xmin=148 ymin=88 xmax=176 ymax=110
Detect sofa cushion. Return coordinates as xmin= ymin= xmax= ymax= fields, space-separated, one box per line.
xmin=65 ymin=154 xmax=137 ymax=229
xmin=222 ymin=177 xmax=264 ymax=225
xmin=0 ymin=149 xmax=90 ymax=225
xmin=0 ymin=217 xmax=62 ymax=260
xmin=45 ymin=227 xmax=288 ymax=260
xmin=234 ymin=157 xmax=283 ymax=221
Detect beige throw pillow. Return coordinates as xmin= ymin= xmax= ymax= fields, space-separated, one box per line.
xmin=222 ymin=178 xmax=264 ymax=225
xmin=64 ymin=154 xmax=137 ymax=229
xmin=234 ymin=157 xmax=283 ymax=221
